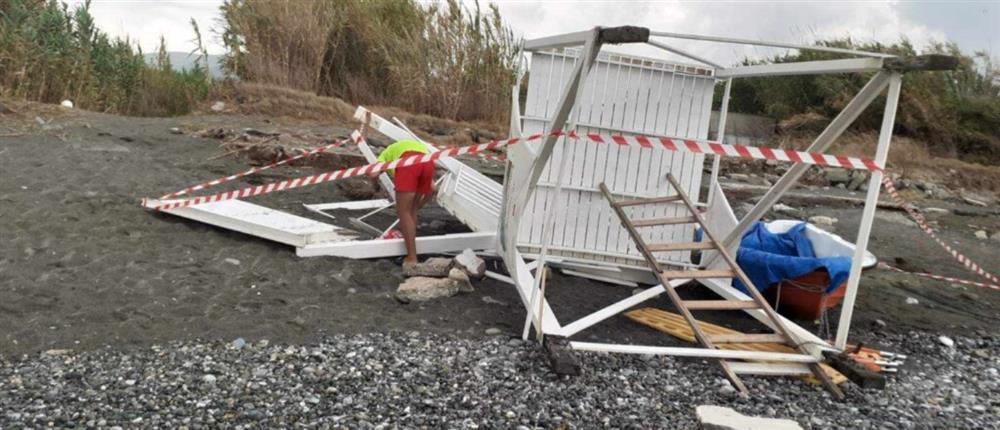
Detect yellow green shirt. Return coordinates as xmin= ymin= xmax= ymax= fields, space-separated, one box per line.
xmin=377 ymin=139 xmax=429 ymax=175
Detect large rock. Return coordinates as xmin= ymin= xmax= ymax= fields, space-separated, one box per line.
xmin=454 ymin=248 xmax=486 ymax=278
xmin=403 ymin=257 xmax=453 ymax=277
xmin=696 ymin=405 xmax=803 ymax=430
xmin=824 ymin=168 xmax=851 ymax=185
xmin=448 ymin=268 xmax=474 ymax=293
xmin=395 ymin=277 xmax=459 ymax=302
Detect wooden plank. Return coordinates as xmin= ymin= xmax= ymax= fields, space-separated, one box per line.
xmin=647 ymin=241 xmax=714 ymax=252
xmin=615 ymin=195 xmax=682 ymax=207
xmin=632 ymin=216 xmax=696 ymax=227
xmin=624 ymin=308 xmax=847 ymax=385
xmin=683 ymin=300 xmax=759 ymax=310
xmin=661 ymin=269 xmax=733 ymax=279
xmin=709 ymin=333 xmax=787 ymax=344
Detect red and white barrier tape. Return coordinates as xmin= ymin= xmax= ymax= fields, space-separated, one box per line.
xmin=878 ymin=263 xmax=999 ymax=291
xmin=146 ymin=128 xmax=1000 ymax=290
xmin=879 ymin=176 xmax=1000 ymax=286
xmin=159 ymin=133 xmax=362 ymax=199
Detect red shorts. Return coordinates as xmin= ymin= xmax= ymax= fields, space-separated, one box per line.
xmin=393 ymin=151 xmax=434 ymax=195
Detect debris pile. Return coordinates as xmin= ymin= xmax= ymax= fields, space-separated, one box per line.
xmin=193 ymin=127 xmax=364 ymax=170
xmin=395 ymin=250 xmax=485 ymax=303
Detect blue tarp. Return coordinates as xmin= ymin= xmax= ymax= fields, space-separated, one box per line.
xmin=716 ymin=222 xmax=852 ymax=295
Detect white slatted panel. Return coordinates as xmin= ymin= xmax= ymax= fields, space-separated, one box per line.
xmin=519 ymin=48 xmax=715 ymax=267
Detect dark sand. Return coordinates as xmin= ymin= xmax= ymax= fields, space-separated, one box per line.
xmin=2 ymin=108 xmax=999 ymax=358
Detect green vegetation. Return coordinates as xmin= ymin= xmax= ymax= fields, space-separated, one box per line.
xmin=720 ymin=39 xmax=1000 ymax=164
xmin=219 ymin=0 xmax=520 ymax=123
xmin=0 ymin=0 xmax=209 ymax=116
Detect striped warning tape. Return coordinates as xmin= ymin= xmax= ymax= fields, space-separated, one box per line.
xmin=877 ymin=263 xmax=1000 ymax=291
xmin=146 ymin=128 xmax=1000 ymax=290
xmin=879 ymin=176 xmax=1000 ymax=286
xmin=159 ymin=133 xmax=362 ymax=199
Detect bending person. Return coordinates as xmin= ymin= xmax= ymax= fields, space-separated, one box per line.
xmin=370 ymin=139 xmax=436 ymax=266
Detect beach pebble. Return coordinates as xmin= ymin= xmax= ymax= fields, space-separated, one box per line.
xmin=938 ymin=336 xmax=955 ymax=347
xmin=974 ymin=230 xmax=988 ymax=240
xmin=203 ymin=374 xmax=217 ymax=384
xmin=210 ymin=101 xmax=226 ymax=112
xmin=60 ymin=100 xmax=74 ymax=109
xmin=485 ymin=327 xmax=503 ymax=336
xmin=232 ymin=338 xmax=246 ymax=349
xmin=224 ymin=258 xmax=241 ymax=265
xmin=905 ymin=297 xmax=920 ymax=305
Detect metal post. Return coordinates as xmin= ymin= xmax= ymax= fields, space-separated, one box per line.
xmin=711 ymin=72 xmax=891 ymax=261
xmin=835 ymin=73 xmax=902 ymax=349
xmin=706 ymin=78 xmax=732 ymax=208
xmin=522 ymin=29 xmax=603 ymax=340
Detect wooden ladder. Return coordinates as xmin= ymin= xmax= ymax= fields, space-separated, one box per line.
xmin=598 ymin=174 xmax=844 ymax=399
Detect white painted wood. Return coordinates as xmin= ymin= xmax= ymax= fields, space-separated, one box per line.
xmin=518 ymin=49 xmax=713 ymax=269
xmin=728 ymin=362 xmax=813 ymax=376
xmin=157 ymin=199 xmax=357 ymax=247
xmin=304 ymin=199 xmax=391 ymax=211
xmin=295 ymin=231 xmax=496 ymax=258
xmin=715 ymin=58 xmax=884 ymax=78
xmin=570 ymin=341 xmax=820 ymax=363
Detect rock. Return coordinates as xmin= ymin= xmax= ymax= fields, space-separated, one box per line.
xmin=448 ymin=268 xmax=474 ymax=293
xmin=696 ymin=405 xmax=803 ymax=430
xmin=481 ymin=295 xmax=507 ymax=306
xmin=974 ymin=230 xmax=988 ymax=240
xmin=335 ymin=177 xmax=378 ymax=200
xmin=395 ymin=277 xmax=459 ymax=302
xmin=874 ymin=319 xmax=887 ymax=328
xmin=808 ymin=215 xmax=838 ymax=226
xmin=963 ymin=196 xmax=988 ymax=207
xmin=991 ymin=231 xmax=1000 ymax=242
xmin=203 ymin=374 xmax=217 ymax=384
xmin=210 ymin=101 xmax=226 ymax=112
xmin=403 ymin=257 xmax=453 ymax=277
xmin=938 ymin=336 xmax=954 ymax=348
xmin=824 ymin=168 xmax=851 ymax=185
xmin=43 ymin=349 xmax=72 ymax=356
xmin=224 ymin=258 xmax=241 ymax=265
xmin=485 ymin=328 xmax=503 ymax=336
xmin=847 ymin=171 xmax=868 ymax=191
xmin=905 ymin=297 xmax=920 ymax=305
xmin=728 ymin=173 xmax=750 ymax=182
xmin=454 ymin=248 xmax=486 ymax=278
xmin=232 ymin=338 xmax=246 ymax=349
xmin=60 ymin=99 xmax=74 ymax=109
xmin=924 ymin=207 xmax=950 ymax=215
xmin=773 ymin=203 xmax=798 ymax=214
xmin=169 ymin=127 xmax=183 ymax=135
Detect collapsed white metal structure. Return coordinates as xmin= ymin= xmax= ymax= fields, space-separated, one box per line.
xmin=154 ymin=27 xmax=958 ymax=375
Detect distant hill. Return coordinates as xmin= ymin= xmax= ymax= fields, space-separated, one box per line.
xmin=144 ymin=51 xmax=225 ymax=79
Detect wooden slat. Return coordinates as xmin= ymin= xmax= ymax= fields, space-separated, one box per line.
xmin=614 ymin=195 xmax=682 ymax=207
xmin=660 ymin=269 xmax=734 ymax=279
xmin=623 ymin=307 xmax=848 ymax=385
xmin=632 ymin=216 xmax=696 ymax=227
xmin=647 ymin=241 xmax=715 ymax=252
xmin=709 ymin=333 xmax=787 ymax=344
xmin=727 ymin=362 xmax=813 ymax=376
xmin=684 ymin=300 xmax=759 ymax=310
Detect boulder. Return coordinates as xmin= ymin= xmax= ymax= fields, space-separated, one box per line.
xmin=448 ymin=268 xmax=475 ymax=293
xmin=824 ymin=168 xmax=851 ymax=185
xmin=696 ymin=405 xmax=803 ymax=430
xmin=975 ymin=230 xmax=988 ymax=240
xmin=336 ymin=177 xmax=378 ymax=200
xmin=395 ymin=277 xmax=459 ymax=302
xmin=403 ymin=257 xmax=453 ymax=277
xmin=454 ymin=248 xmax=486 ymax=278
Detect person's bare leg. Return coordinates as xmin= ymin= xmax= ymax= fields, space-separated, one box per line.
xmin=396 ymin=192 xmax=418 ymax=264
xmin=415 ymin=192 xmax=433 ymax=210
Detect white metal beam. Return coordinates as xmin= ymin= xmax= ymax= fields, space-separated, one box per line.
xmin=716 ymin=72 xmax=891 ymax=255
xmin=295 ymin=232 xmax=496 ymax=258
xmin=835 ymin=73 xmax=902 ymax=350
xmin=649 ymin=31 xmax=894 ymax=59
xmin=715 ymin=58 xmax=884 ymax=78
xmin=570 ymin=341 xmax=820 ymax=362
xmin=523 ymin=29 xmax=593 ymax=52
xmin=647 ymin=39 xmax=723 ymax=69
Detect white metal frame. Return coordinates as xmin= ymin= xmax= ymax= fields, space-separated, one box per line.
xmin=509 ymin=26 xmax=907 ymax=358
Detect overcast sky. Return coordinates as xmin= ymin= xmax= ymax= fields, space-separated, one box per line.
xmin=69 ymin=0 xmax=998 ymax=66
